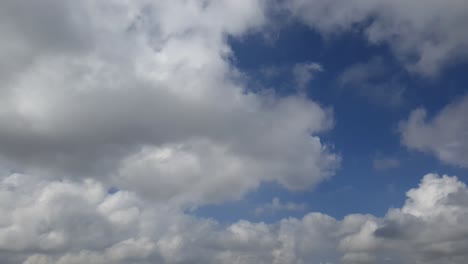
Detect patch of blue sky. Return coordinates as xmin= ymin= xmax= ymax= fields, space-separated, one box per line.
xmin=194 ymin=22 xmax=468 ymax=223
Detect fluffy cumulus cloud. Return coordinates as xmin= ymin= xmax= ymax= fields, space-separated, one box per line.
xmin=2 ymin=172 xmax=468 ymax=264
xmin=0 ymin=0 xmax=340 ymax=207
xmin=283 ymin=0 xmax=468 ymax=75
xmin=400 ymin=94 xmax=468 ymax=168
xmin=1 ymin=1 xmax=467 ymax=263
xmin=0 ymin=0 xmax=341 ymax=261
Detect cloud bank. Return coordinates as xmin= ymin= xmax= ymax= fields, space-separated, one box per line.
xmin=1 ymin=173 xmax=468 ymax=264
xmin=1 ymin=1 xmax=467 ymax=263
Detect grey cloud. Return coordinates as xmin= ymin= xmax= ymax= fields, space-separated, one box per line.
xmin=0 ymin=0 xmax=339 ymax=207
xmin=400 ymin=94 xmax=468 ymax=168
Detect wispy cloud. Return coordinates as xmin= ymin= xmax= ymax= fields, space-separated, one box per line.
xmin=293 ymin=62 xmax=323 ymax=92
xmin=373 ymin=157 xmax=401 ymax=171
xmin=253 ymin=197 xmax=307 ymax=216
xmin=338 ymin=57 xmax=406 ymax=108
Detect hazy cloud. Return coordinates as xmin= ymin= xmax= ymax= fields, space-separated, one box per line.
xmin=253 ymin=197 xmax=307 ymax=216
xmin=338 ymin=57 xmax=405 ymax=108
xmin=293 ymin=62 xmax=324 ymax=91
xmin=373 ymin=157 xmax=400 ymax=171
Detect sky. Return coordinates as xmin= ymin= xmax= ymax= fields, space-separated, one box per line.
xmin=0 ymin=1 xmax=468 ymax=264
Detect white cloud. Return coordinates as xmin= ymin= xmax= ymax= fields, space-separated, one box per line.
xmin=0 ymin=0 xmax=339 ymax=208
xmin=400 ymin=94 xmax=468 ymax=167
xmin=1 ymin=173 xmax=468 ymax=263
xmin=284 ymin=0 xmax=468 ymax=76
xmin=1 ymin=1 xmax=467 ymax=263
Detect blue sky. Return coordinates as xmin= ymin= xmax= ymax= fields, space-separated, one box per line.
xmin=1 ymin=1 xmax=468 ymax=264
xmin=195 ymin=22 xmax=468 ymax=222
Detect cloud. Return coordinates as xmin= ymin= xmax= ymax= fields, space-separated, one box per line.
xmin=400 ymin=94 xmax=468 ymax=167
xmin=0 ymin=0 xmax=340 ymax=208
xmin=373 ymin=157 xmax=400 ymax=171
xmin=338 ymin=57 xmax=405 ymax=108
xmin=283 ymin=0 xmax=468 ymax=76
xmin=292 ymin=62 xmax=323 ymax=91
xmin=338 ymin=173 xmax=468 ymax=264
xmin=253 ymin=197 xmax=307 ymax=216
xmin=1 ymin=1 xmax=467 ymax=264
xmin=1 ymin=172 xmax=468 ymax=263
xmin=250 ymin=62 xmax=323 ymax=94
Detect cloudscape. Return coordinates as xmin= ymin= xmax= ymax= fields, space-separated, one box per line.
xmin=1 ymin=1 xmax=468 ymax=263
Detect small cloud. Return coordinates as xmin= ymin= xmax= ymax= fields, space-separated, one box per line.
xmin=373 ymin=157 xmax=400 ymax=171
xmin=259 ymin=65 xmax=282 ymax=79
xmin=338 ymin=57 xmax=405 ymax=108
xmin=292 ymin=62 xmax=323 ymax=91
xmin=253 ymin=197 xmax=307 ymax=216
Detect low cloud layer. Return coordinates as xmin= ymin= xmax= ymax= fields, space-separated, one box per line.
xmin=1 ymin=173 xmax=468 ymax=264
